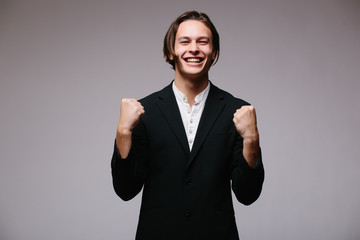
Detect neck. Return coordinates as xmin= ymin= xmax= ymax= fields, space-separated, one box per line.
xmin=174 ymin=72 xmax=209 ymax=106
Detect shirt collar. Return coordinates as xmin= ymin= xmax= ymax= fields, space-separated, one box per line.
xmin=172 ymin=81 xmax=210 ymax=104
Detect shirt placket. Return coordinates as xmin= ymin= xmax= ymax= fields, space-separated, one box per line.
xmin=186 ymin=103 xmax=194 ymax=149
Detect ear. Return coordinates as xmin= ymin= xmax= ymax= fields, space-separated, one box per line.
xmin=169 ymin=54 xmax=174 ymax=60
xmin=212 ymin=51 xmax=216 ymax=60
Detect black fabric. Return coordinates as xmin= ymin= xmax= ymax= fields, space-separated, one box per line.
xmin=111 ymin=82 xmax=264 ymax=240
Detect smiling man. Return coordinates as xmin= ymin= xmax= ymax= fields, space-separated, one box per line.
xmin=111 ymin=11 xmax=264 ymax=240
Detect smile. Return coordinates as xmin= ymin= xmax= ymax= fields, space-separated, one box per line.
xmin=184 ymin=57 xmax=204 ymax=63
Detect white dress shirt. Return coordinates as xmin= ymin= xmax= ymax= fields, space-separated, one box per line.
xmin=172 ymin=81 xmax=210 ymax=151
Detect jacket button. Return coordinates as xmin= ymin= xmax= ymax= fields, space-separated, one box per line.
xmin=185 ymin=178 xmax=192 ymax=185
xmin=185 ymin=212 xmax=192 ymax=220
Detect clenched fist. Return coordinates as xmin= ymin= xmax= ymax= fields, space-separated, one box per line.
xmin=233 ymin=105 xmax=258 ymax=140
xmin=118 ymin=98 xmax=145 ymax=134
xmin=233 ymin=105 xmax=260 ymax=168
xmin=116 ymin=98 xmax=145 ymax=158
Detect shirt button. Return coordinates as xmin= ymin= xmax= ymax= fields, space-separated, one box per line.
xmin=189 ymin=129 xmax=193 ymax=133
xmin=187 ymin=109 xmax=191 ymax=114
xmin=189 ymin=139 xmax=193 ymax=144
xmin=190 ymin=119 xmax=193 ymax=123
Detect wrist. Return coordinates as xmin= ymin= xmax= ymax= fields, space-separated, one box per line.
xmin=243 ymin=133 xmax=259 ymax=147
xmin=117 ymin=124 xmax=133 ymax=137
xmin=242 ymin=134 xmax=260 ymax=168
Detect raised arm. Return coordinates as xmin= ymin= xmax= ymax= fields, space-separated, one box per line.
xmin=231 ymin=105 xmax=264 ymax=205
xmin=111 ymin=98 xmax=146 ymax=201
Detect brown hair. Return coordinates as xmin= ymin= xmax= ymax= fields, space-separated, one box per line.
xmin=163 ymin=11 xmax=220 ymax=69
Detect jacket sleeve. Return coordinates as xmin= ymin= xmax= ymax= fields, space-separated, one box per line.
xmin=230 ymin=133 xmax=265 ymax=205
xmin=111 ymin=119 xmax=148 ymax=201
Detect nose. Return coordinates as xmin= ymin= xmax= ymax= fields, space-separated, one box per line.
xmin=189 ymin=41 xmax=199 ymax=54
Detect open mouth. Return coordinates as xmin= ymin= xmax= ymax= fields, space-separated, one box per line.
xmin=184 ymin=57 xmax=204 ymax=63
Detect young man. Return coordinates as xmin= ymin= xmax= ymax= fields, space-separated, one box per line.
xmin=111 ymin=11 xmax=264 ymax=240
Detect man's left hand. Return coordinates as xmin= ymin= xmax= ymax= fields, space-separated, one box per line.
xmin=233 ymin=105 xmax=260 ymax=168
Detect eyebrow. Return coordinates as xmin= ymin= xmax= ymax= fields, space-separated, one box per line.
xmin=177 ymin=36 xmax=210 ymax=41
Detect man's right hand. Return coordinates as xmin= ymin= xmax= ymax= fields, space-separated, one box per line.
xmin=117 ymin=98 xmax=145 ymax=134
xmin=116 ymin=98 xmax=145 ymax=158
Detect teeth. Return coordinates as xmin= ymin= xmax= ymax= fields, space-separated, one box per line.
xmin=186 ymin=58 xmax=201 ymax=63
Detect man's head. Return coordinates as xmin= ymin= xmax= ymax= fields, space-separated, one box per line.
xmin=163 ymin=11 xmax=220 ymax=70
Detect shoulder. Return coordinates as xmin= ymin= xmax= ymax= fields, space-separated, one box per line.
xmin=138 ymin=83 xmax=172 ymax=105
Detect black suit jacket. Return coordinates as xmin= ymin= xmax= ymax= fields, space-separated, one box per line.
xmin=111 ymin=82 xmax=264 ymax=240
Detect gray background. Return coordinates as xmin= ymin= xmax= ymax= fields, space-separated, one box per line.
xmin=1 ymin=0 xmax=359 ymax=239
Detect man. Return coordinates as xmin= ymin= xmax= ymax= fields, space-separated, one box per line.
xmin=111 ymin=11 xmax=264 ymax=240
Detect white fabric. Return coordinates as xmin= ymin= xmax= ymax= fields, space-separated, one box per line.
xmin=172 ymin=81 xmax=210 ymax=151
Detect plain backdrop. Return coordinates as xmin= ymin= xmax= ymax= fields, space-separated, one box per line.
xmin=1 ymin=0 xmax=359 ymax=239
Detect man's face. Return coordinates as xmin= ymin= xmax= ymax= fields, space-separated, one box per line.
xmin=172 ymin=20 xmax=215 ymax=79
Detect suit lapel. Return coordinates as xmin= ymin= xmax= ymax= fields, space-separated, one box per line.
xmin=156 ymin=83 xmax=190 ymax=157
xmin=187 ymin=83 xmax=225 ymax=168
